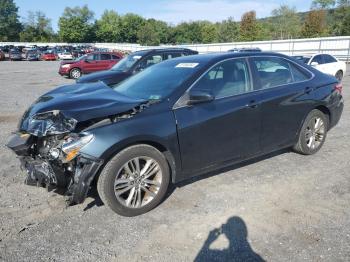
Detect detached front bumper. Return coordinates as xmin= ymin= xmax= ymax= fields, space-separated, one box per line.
xmin=7 ymin=134 xmax=103 ymax=205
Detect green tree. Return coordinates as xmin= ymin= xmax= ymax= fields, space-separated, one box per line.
xmin=137 ymin=19 xmax=170 ymax=45
xmin=20 ymin=11 xmax=54 ymax=42
xmin=271 ymin=5 xmax=301 ymax=39
xmin=58 ymin=5 xmax=95 ymax=42
xmin=333 ymin=0 xmax=350 ymax=35
xmin=300 ymin=9 xmax=328 ymax=37
xmin=217 ymin=17 xmax=239 ymax=42
xmin=311 ymin=0 xmax=336 ymax=8
xmin=95 ymin=10 xmax=122 ymax=42
xmin=0 ymin=0 xmax=22 ymax=41
xmin=120 ymin=13 xmax=145 ymax=43
xmin=239 ymin=11 xmax=261 ymax=41
xmin=200 ymin=21 xmax=217 ymax=43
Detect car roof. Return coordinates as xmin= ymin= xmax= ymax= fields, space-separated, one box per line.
xmin=162 ymin=51 xmax=289 ymax=64
xmin=137 ymin=48 xmax=197 ymax=54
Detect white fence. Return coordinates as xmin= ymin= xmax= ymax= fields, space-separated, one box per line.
xmin=2 ymin=36 xmax=350 ymax=61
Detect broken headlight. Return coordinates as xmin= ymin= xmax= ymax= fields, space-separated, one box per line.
xmin=61 ymin=133 xmax=94 ymax=162
xmin=27 ymin=110 xmax=77 ymax=137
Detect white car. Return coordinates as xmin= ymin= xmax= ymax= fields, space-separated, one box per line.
xmin=293 ymin=54 xmax=346 ymax=81
xmin=58 ymin=52 xmax=73 ymax=60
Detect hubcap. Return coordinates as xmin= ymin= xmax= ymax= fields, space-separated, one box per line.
xmin=305 ymin=117 xmax=325 ymax=150
xmin=114 ymin=157 xmax=162 ymax=208
xmin=72 ymin=70 xmax=80 ymax=79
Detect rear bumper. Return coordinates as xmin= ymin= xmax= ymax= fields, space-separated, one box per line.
xmin=329 ymin=96 xmax=344 ymax=130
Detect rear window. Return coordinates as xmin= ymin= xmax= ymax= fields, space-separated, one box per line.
xmin=252 ymin=57 xmax=310 ymax=89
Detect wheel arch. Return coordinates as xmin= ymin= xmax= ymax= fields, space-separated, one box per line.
xmin=96 ymin=138 xmax=178 ymax=184
xmin=314 ymin=105 xmax=331 ymax=129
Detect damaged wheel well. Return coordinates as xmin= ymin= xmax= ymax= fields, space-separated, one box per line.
xmin=92 ymin=141 xmax=176 ymax=186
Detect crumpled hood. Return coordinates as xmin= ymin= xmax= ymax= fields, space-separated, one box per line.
xmin=19 ymin=82 xmax=146 ymax=132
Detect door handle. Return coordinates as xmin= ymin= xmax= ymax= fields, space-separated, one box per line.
xmin=246 ymin=100 xmax=259 ymax=108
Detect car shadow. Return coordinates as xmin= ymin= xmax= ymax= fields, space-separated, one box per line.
xmin=195 ymin=216 xmax=265 ymax=262
xmin=165 ymin=148 xmax=290 ymax=199
xmin=84 ymin=148 xmax=290 ymax=211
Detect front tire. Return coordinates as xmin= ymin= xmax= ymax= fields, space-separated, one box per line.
xmin=69 ymin=68 xmax=81 ymax=79
xmin=97 ymin=145 xmax=170 ymax=216
xmin=293 ymin=109 xmax=328 ymax=155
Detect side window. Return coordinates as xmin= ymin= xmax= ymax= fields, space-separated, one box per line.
xmin=112 ymin=55 xmax=120 ymax=60
xmin=191 ymin=59 xmax=251 ymax=99
xmin=252 ymin=57 xmax=293 ymax=89
xmin=100 ymin=54 xmax=111 ymax=60
xmin=311 ymin=55 xmax=323 ymax=65
xmin=139 ymin=55 xmax=163 ymax=69
xmin=290 ymin=63 xmax=310 ymax=82
xmin=323 ymin=54 xmax=337 ymax=64
xmin=87 ymin=54 xmax=100 ymax=61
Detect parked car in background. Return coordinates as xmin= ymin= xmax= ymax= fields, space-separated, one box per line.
xmin=228 ymin=47 xmax=262 ymax=52
xmin=41 ymin=52 xmax=57 ymax=61
xmin=9 ymin=50 xmax=22 ymax=61
xmin=58 ymin=52 xmax=124 ymax=79
xmin=77 ymin=48 xmax=198 ymax=85
xmin=25 ymin=50 xmax=39 ymax=61
xmin=7 ymin=52 xmax=343 ymax=216
xmin=293 ymin=53 xmax=346 ymax=81
xmin=58 ymin=52 xmax=73 ymax=60
xmin=0 ymin=50 xmax=5 ymax=61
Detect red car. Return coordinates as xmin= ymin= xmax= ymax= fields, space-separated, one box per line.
xmin=58 ymin=52 xmax=123 ymax=79
xmin=41 ymin=52 xmax=57 ymax=61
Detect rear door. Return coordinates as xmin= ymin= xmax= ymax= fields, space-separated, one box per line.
xmin=322 ymin=54 xmax=339 ymax=76
xmin=174 ymin=58 xmax=262 ymax=173
xmin=249 ymin=56 xmax=314 ymax=152
xmin=99 ymin=53 xmax=113 ymax=70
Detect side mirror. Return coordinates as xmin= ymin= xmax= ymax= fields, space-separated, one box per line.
xmin=134 ymin=64 xmax=144 ymax=73
xmin=84 ymin=59 xmax=91 ymax=63
xmin=311 ymin=61 xmax=318 ymax=66
xmin=187 ymin=90 xmax=214 ymax=105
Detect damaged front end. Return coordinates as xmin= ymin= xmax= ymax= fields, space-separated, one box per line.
xmin=7 ymin=111 xmax=103 ymax=205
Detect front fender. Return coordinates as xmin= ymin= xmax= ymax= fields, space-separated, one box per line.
xmin=79 ymin=110 xmax=181 ymax=181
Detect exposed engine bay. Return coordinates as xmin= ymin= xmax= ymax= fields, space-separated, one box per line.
xmin=7 ymin=101 xmax=150 ymax=205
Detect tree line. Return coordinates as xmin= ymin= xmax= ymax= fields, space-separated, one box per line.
xmin=0 ymin=0 xmax=349 ymax=45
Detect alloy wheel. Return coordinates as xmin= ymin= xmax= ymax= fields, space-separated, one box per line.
xmin=114 ymin=157 xmax=162 ymax=208
xmin=305 ymin=117 xmax=325 ymax=150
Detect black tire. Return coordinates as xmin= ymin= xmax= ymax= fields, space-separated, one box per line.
xmin=293 ymin=109 xmax=328 ymax=155
xmin=97 ymin=144 xmax=170 ymax=216
xmin=335 ymin=70 xmax=343 ymax=82
xmin=69 ymin=68 xmax=81 ymax=79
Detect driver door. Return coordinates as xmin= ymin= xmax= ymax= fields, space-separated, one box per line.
xmin=83 ymin=53 xmax=100 ymax=73
xmin=173 ymin=58 xmax=262 ymax=174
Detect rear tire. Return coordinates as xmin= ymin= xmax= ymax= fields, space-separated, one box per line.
xmin=97 ymin=144 xmax=170 ymax=216
xmin=69 ymin=68 xmax=81 ymax=79
xmin=293 ymin=109 xmax=328 ymax=155
xmin=335 ymin=70 xmax=343 ymax=82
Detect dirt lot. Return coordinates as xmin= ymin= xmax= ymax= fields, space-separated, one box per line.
xmin=0 ymin=61 xmax=349 ymax=262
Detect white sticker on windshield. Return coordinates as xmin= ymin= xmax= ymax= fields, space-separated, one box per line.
xmin=175 ymin=63 xmax=199 ymax=68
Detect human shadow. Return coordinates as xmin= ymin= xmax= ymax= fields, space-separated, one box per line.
xmin=195 ymin=216 xmax=265 ymax=262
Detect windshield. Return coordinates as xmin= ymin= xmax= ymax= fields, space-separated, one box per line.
xmin=111 ymin=51 xmax=148 ymax=72
xmin=112 ymin=60 xmax=202 ymax=100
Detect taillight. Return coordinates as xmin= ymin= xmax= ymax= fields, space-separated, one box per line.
xmin=334 ymin=83 xmax=342 ymax=94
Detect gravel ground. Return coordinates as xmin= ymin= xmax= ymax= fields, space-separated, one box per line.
xmin=0 ymin=61 xmax=349 ymax=262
